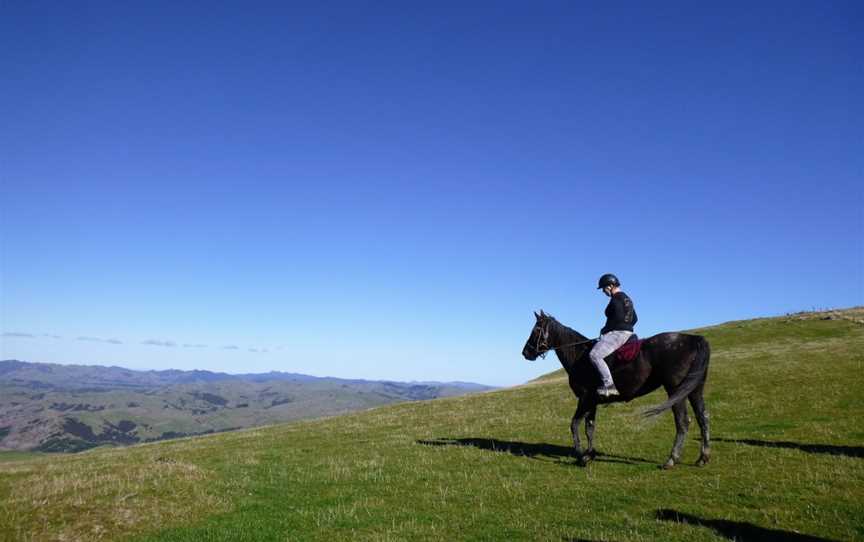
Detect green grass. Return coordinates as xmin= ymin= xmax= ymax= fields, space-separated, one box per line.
xmin=0 ymin=451 xmax=44 ymax=463
xmin=1 ymin=309 xmax=862 ymax=541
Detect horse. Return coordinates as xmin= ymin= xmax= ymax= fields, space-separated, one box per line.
xmin=521 ymin=310 xmax=711 ymax=469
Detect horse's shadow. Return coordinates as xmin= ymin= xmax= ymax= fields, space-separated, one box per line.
xmin=713 ymin=438 xmax=864 ymax=459
xmin=655 ymin=509 xmax=839 ymax=542
xmin=417 ymin=437 xmax=654 ymax=466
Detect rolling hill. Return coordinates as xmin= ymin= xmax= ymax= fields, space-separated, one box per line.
xmin=0 ymin=362 xmax=495 ymax=453
xmin=0 ymin=308 xmax=862 ymax=541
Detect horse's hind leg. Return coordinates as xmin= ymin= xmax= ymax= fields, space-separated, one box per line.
xmin=689 ymin=388 xmax=710 ymax=466
xmin=662 ymin=401 xmax=689 ymax=470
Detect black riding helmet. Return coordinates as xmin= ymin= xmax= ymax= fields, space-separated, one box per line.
xmin=597 ymin=273 xmax=621 ymax=289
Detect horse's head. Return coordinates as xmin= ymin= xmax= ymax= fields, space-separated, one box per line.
xmin=522 ymin=310 xmax=553 ymax=361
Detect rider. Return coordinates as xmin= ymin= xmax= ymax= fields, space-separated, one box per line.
xmin=590 ymin=273 xmax=638 ymax=397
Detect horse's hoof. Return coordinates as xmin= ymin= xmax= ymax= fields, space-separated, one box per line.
xmin=586 ymin=449 xmax=598 ymax=459
xmin=695 ymin=455 xmax=710 ymax=467
xmin=576 ymin=456 xmax=589 ymax=467
xmin=661 ymin=459 xmax=676 ymax=470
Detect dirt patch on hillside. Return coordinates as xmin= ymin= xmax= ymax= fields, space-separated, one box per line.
xmin=784 ymin=307 xmax=864 ymax=325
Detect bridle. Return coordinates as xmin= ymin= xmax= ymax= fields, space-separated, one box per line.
xmin=531 ymin=319 xmax=595 ymax=359
xmin=533 ymin=319 xmax=552 ymax=358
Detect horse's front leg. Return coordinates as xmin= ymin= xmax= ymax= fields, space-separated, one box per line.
xmin=570 ymin=399 xmax=596 ymax=466
xmin=584 ymin=407 xmax=598 ymax=460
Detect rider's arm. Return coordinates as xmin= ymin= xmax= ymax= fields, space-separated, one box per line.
xmin=600 ymin=296 xmax=625 ymax=335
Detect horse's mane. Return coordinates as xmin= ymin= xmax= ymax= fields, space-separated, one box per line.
xmin=546 ymin=315 xmax=589 ymax=343
xmin=537 ymin=314 xmax=596 ymax=382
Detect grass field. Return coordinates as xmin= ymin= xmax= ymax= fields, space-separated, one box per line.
xmin=1 ymin=309 xmax=862 ymax=541
xmin=0 ymin=452 xmax=44 ymax=464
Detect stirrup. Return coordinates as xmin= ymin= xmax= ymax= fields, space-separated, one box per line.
xmin=597 ymin=385 xmax=620 ymax=398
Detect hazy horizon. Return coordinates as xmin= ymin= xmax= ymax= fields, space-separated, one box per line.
xmin=4 ymin=305 xmax=860 ymax=387
xmin=0 ymin=357 xmax=498 ymax=385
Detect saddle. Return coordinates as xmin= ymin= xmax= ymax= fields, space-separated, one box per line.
xmin=606 ymin=334 xmax=643 ymax=369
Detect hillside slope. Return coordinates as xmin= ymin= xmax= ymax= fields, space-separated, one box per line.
xmin=1 ymin=308 xmax=862 ymax=541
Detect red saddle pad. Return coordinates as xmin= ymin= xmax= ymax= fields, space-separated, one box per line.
xmin=612 ymin=337 xmax=643 ymax=366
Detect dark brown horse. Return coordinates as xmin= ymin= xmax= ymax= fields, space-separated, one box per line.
xmin=521 ymin=310 xmax=711 ymax=468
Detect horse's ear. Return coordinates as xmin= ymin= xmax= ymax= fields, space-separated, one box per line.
xmin=540 ymin=309 xmax=546 ymax=317
xmin=534 ymin=310 xmax=540 ymax=320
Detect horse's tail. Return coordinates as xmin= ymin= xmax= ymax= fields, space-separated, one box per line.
xmin=642 ymin=335 xmax=710 ymax=418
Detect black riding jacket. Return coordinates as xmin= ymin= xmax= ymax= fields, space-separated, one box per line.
xmin=601 ymin=291 xmax=638 ymax=335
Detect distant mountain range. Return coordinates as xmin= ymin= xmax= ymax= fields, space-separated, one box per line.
xmin=0 ymin=360 xmax=495 ymax=453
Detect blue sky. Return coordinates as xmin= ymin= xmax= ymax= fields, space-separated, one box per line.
xmin=1 ymin=2 xmax=861 ymax=386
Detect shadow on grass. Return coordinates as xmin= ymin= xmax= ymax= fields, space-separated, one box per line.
xmin=655 ymin=509 xmax=839 ymax=542
xmin=714 ymin=438 xmax=864 ymax=458
xmin=417 ymin=438 xmax=654 ymax=465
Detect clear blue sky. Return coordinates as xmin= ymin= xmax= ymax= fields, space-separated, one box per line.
xmin=1 ymin=2 xmax=861 ymax=386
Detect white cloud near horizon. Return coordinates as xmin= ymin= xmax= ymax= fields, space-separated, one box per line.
xmin=141 ymin=339 xmax=177 ymax=347
xmin=2 ymin=331 xmax=272 ymax=355
xmin=77 ymin=336 xmax=124 ymax=344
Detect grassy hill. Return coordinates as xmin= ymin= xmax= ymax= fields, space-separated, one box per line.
xmin=1 ymin=308 xmax=862 ymax=541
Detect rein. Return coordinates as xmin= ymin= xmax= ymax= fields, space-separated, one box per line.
xmin=533 ymin=319 xmax=595 ymax=359
xmin=536 ymin=338 xmax=595 ymax=358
